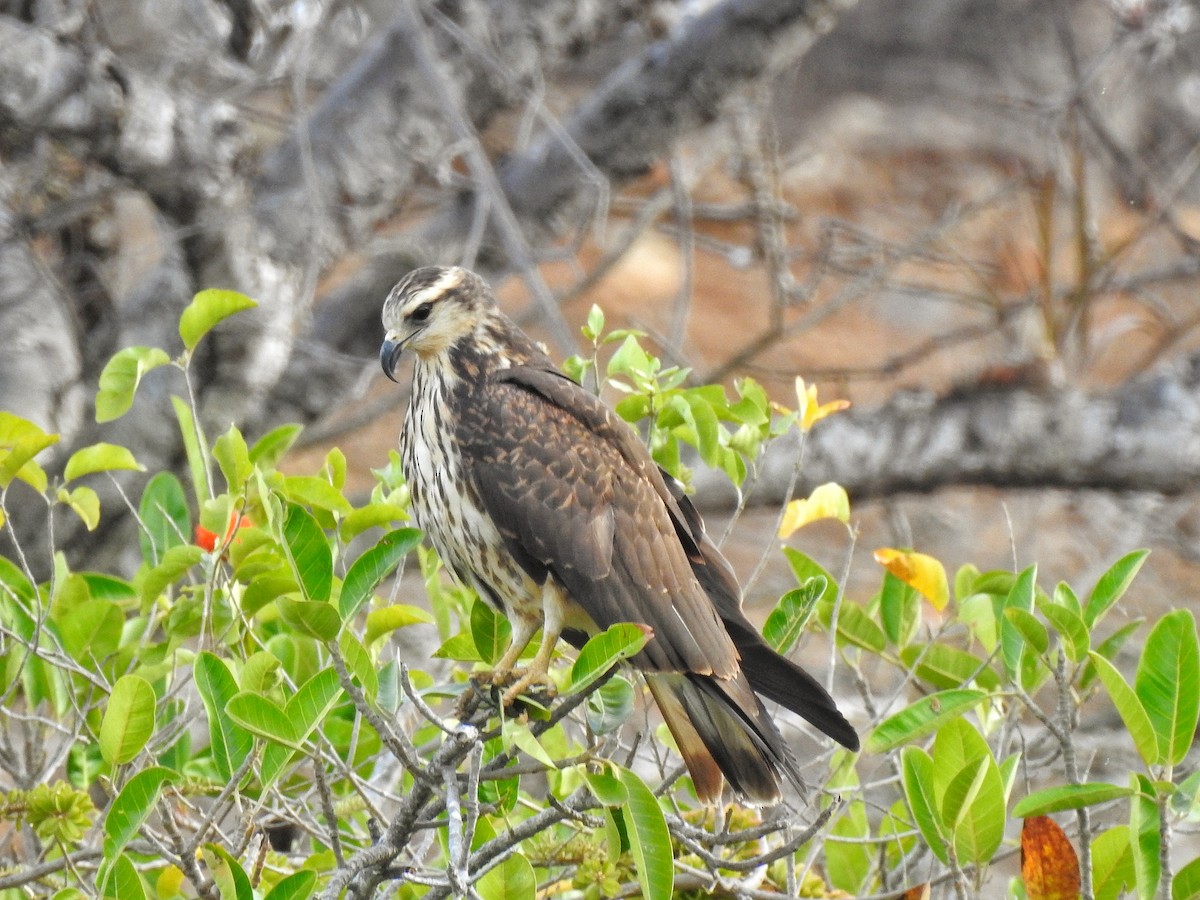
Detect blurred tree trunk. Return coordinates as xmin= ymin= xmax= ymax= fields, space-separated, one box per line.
xmin=4 ymin=0 xmax=1200 ymax=575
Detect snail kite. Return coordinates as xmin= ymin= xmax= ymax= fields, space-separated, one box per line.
xmin=380 ymin=266 xmax=858 ymax=804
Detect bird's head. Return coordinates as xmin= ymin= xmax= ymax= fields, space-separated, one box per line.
xmin=380 ymin=266 xmax=493 ymax=381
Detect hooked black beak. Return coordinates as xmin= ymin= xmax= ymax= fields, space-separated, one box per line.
xmin=380 ymin=338 xmax=403 ymax=383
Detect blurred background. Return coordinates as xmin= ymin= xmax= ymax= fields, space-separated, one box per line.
xmin=5 ymin=0 xmax=1200 ymax=623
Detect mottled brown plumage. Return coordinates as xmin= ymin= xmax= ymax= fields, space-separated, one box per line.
xmin=381 ymin=266 xmax=858 ymax=804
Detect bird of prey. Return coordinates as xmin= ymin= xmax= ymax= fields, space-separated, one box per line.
xmin=380 ymin=266 xmax=858 ymax=805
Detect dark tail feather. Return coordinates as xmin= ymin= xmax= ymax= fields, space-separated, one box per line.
xmin=730 ymin=625 xmax=860 ymax=752
xmin=646 ymin=672 xmax=803 ymax=805
xmin=660 ymin=469 xmax=859 ymax=752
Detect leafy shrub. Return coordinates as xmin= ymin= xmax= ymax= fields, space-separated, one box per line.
xmin=0 ymin=294 xmax=1194 ymax=899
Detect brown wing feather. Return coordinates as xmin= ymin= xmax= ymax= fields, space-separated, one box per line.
xmin=662 ymin=471 xmax=860 ymax=751
xmin=457 ymin=368 xmax=738 ymax=678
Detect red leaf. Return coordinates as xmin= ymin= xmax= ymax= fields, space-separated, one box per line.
xmin=1022 ymin=815 xmax=1081 ymax=900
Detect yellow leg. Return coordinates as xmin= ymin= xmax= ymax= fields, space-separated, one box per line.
xmin=492 ymin=612 xmax=540 ymax=675
xmin=500 ymin=581 xmax=566 ymax=705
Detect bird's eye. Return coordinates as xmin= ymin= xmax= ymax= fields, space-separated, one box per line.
xmin=410 ymin=302 xmax=434 ymax=324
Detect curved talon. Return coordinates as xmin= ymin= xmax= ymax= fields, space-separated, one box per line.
xmin=500 ymin=669 xmax=557 ymax=707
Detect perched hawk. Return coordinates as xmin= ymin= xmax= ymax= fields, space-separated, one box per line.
xmin=380 ymin=266 xmax=858 ymax=804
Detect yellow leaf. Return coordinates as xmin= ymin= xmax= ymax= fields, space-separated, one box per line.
xmin=778 ymin=482 xmax=851 ymax=538
xmin=156 ymin=864 xmax=186 ymax=898
xmin=874 ymin=548 xmax=950 ymax=611
xmin=56 ymin=486 xmax=101 ymax=531
xmin=795 ymin=377 xmax=850 ymax=431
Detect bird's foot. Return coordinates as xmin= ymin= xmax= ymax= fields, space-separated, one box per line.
xmin=473 ymin=667 xmax=557 ymax=707
xmin=500 ymin=668 xmax=557 ymax=707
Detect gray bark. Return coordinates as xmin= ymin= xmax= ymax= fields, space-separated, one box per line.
xmin=693 ymin=354 xmax=1200 ymax=508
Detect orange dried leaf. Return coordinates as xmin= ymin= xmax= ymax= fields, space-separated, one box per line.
xmin=900 ymin=886 xmax=931 ymax=900
xmin=1021 ymin=815 xmax=1081 ymax=900
xmin=873 ymin=548 xmax=950 ymax=611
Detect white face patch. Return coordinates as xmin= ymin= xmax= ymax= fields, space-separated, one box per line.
xmin=399 ymin=267 xmax=467 ymax=318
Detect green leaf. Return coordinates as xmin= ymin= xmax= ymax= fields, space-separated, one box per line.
xmin=586 ymin=676 xmax=636 ymax=735
xmin=683 ymin=391 xmax=722 ymax=467
xmin=614 ymin=765 xmax=673 ymax=900
xmin=213 ymin=426 xmax=252 ymax=491
xmin=932 ymin=719 xmax=1006 ymax=866
xmin=607 ymin=335 xmax=655 ymax=381
xmin=567 ymin=623 xmax=650 ymax=693
xmin=204 ymin=842 xmax=253 ymax=900
xmin=339 ymin=631 xmax=378 ymax=699
xmin=0 ymin=412 xmax=58 ymax=490
xmin=193 ymin=653 xmax=254 ymax=783
xmin=1081 ymin=619 xmax=1143 ymax=691
xmin=899 ymin=644 xmax=1000 ymax=691
xmin=866 ymin=690 xmax=987 ymax=753
xmin=100 ymin=675 xmax=157 ymax=765
xmin=902 ymin=746 xmax=948 ymax=865
xmin=1052 ymin=580 xmax=1083 ymax=618
xmin=282 ymin=475 xmax=353 ymax=515
xmin=171 ymin=396 xmax=210 ymax=504
xmin=1091 ymin=825 xmax=1135 ymax=900
xmin=880 ymin=572 xmax=921 ymax=647
xmin=826 ymin=798 xmax=871 ymax=895
xmin=1086 ymin=549 xmax=1149 ymax=628
xmin=477 ymin=852 xmax=536 ymax=900
xmin=282 ymin=504 xmax=333 ymax=603
xmin=782 ymin=548 xmax=838 ymax=606
xmin=364 ymin=604 xmax=435 ymax=646
xmin=1000 ymin=565 xmax=1037 ymax=678
xmin=584 ymin=771 xmax=628 ymax=806
xmin=340 ymin=528 xmax=423 ymax=620
xmin=276 ymin=595 xmax=341 ymax=641
xmin=584 ymin=304 xmax=605 ymax=340
xmin=286 ymin=667 xmax=343 ymax=741
xmin=954 ymin=563 xmax=982 ymax=602
xmin=240 ymin=651 xmax=281 ymax=694
xmin=226 ymin=692 xmax=299 ymax=748
xmin=251 ymin=668 xmax=344 ymax=784
xmin=82 ymin=573 xmax=137 ymax=602
xmin=58 ymin=598 xmax=123 ymax=662
xmin=105 ymin=766 xmax=174 ymax=848
xmin=1037 ymin=598 xmax=1090 ymax=663
xmin=834 ymin=601 xmax=888 ymax=653
xmin=101 ymin=853 xmax=146 ymax=900
xmin=64 ymin=443 xmax=144 ymax=481
xmin=1089 ymin=650 xmax=1160 ymax=767
xmin=1013 ymin=782 xmax=1134 ymax=817
xmin=1172 ymin=854 xmax=1200 ymax=900
xmin=249 ymin=423 xmax=303 ymax=469
xmin=263 ymin=870 xmax=317 ymax=900
xmin=471 ymin=600 xmax=511 ymax=665
xmin=179 ymin=289 xmax=257 ymax=351
xmin=503 ymin=719 xmax=557 ymax=768
xmin=940 ymin=757 xmax=986 ymax=832
xmin=433 ymin=632 xmax=483 ymax=662
xmin=139 ymin=544 xmax=203 ymax=605
xmin=763 ymin=578 xmax=824 ymax=655
xmin=138 ymin=472 xmax=190 ymax=565
xmin=1130 ymin=773 xmax=1161 ymax=900
xmin=95 ymin=347 xmax=171 ymax=423
xmin=1135 ymin=608 xmax=1200 ymax=767
xmin=57 ymin=486 xmax=101 ymax=531
xmin=1004 ymin=606 xmax=1049 ymax=655
xmin=340 ymin=501 xmax=410 ymax=542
